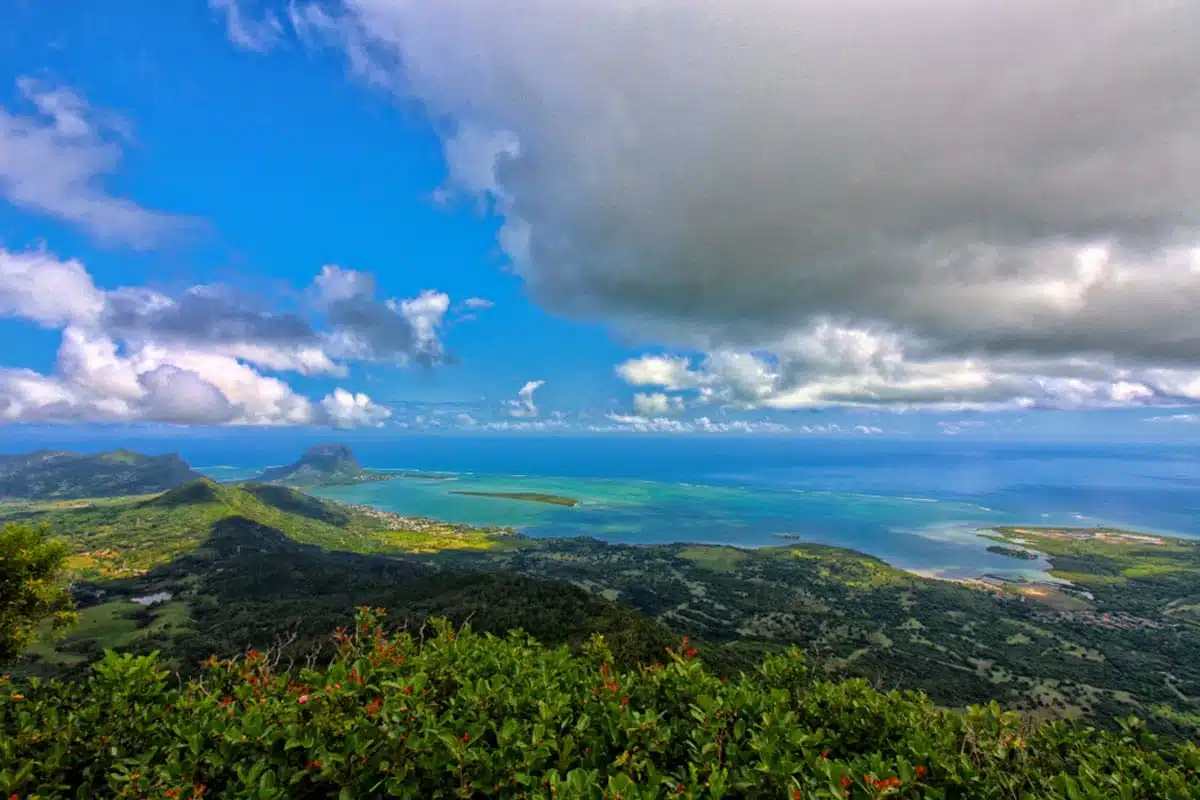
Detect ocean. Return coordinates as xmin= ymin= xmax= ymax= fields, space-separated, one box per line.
xmin=13 ymin=433 xmax=1200 ymax=580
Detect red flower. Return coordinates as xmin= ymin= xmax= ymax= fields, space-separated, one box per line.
xmin=621 ymin=696 xmax=629 ymax=705
xmin=820 ymin=750 xmax=830 ymax=759
xmin=297 ymin=695 xmax=309 ymax=704
xmin=461 ymin=732 xmax=470 ymax=743
xmin=915 ymin=765 xmax=927 ymax=778
xmin=792 ymin=792 xmax=801 ymax=800
xmin=678 ymin=785 xmax=686 ymax=793
xmin=840 ymin=776 xmax=851 ymax=788
xmin=685 ymin=648 xmax=697 ymax=659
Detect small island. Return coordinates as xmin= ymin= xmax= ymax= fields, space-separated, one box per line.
xmin=449 ymin=490 xmax=579 ymax=507
xmin=986 ymin=545 xmax=1039 ymax=560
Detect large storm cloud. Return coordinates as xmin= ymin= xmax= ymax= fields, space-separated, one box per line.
xmin=303 ymin=0 xmax=1200 ymax=408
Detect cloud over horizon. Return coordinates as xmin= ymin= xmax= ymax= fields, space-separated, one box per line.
xmin=505 ymin=380 xmax=544 ymax=418
xmin=305 ymin=0 xmax=1200 ymax=410
xmin=0 ymin=247 xmax=458 ymax=427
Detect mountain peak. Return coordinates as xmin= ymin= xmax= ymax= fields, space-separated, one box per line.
xmin=254 ymin=444 xmax=376 ymax=487
xmin=299 ymin=444 xmax=359 ymax=467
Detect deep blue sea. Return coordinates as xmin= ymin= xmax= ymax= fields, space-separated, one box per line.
xmin=9 ymin=434 xmax=1200 ymax=581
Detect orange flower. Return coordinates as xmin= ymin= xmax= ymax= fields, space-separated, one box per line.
xmin=915 ymin=765 xmax=927 ymax=778
xmin=10 ymin=694 xmax=24 ymax=701
xmin=820 ymin=750 xmax=830 ymax=759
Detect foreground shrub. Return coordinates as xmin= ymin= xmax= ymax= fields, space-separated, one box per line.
xmin=3 ymin=608 xmax=1198 ymax=798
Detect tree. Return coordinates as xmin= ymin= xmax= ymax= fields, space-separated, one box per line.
xmin=0 ymin=522 xmax=75 ymax=663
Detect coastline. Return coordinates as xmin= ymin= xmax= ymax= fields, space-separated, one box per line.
xmin=258 ymin=461 xmax=1199 ymax=586
xmin=329 ymin=478 xmax=1120 ymax=591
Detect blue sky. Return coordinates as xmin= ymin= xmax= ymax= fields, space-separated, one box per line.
xmin=1 ymin=1 xmax=1198 ymax=441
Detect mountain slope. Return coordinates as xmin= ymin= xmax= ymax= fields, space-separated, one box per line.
xmin=0 ymin=449 xmax=202 ymax=500
xmin=254 ymin=444 xmax=388 ymax=487
xmin=8 ymin=485 xmax=681 ymax=682
xmin=1 ymin=478 xmax=511 ymax=580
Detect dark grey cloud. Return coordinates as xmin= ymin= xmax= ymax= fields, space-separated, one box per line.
xmin=105 ymin=285 xmax=314 ymax=345
xmin=312 ymin=0 xmax=1200 ymax=406
xmin=313 ymin=266 xmax=451 ymax=366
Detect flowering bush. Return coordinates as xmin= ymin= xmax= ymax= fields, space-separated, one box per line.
xmin=2 ymin=608 xmax=1197 ymax=798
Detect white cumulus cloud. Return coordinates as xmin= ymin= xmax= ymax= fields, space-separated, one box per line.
xmin=0 ymin=77 xmax=187 ymax=246
xmin=0 ymin=247 xmax=105 ymax=326
xmin=632 ymin=392 xmax=684 ymax=418
xmin=0 ymin=247 xmax=467 ymax=427
xmin=506 ymin=380 xmax=544 ymax=418
xmin=321 ymin=388 xmax=391 ymax=428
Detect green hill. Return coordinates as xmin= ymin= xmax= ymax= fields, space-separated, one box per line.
xmin=4 ymin=480 xmax=679 ymax=685
xmin=0 ymin=449 xmax=202 ymax=500
xmin=254 ymin=443 xmax=390 ymax=487
xmin=0 ymin=478 xmax=512 ymax=582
